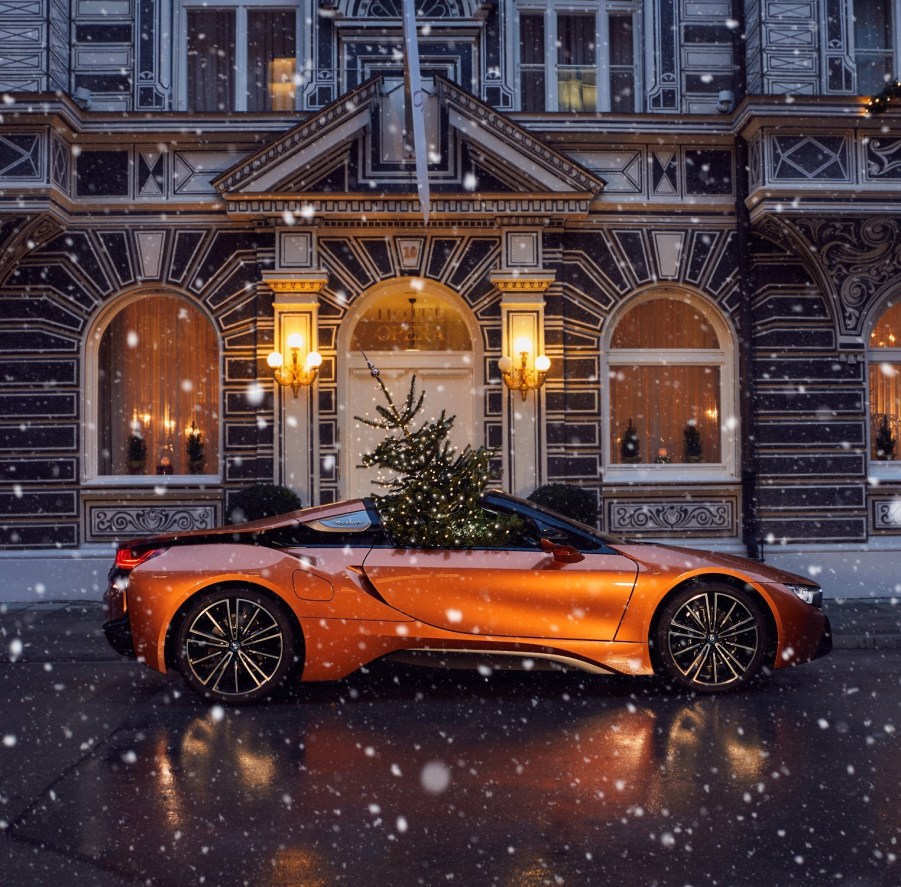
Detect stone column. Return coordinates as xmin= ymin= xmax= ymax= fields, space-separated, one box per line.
xmin=490 ymin=271 xmax=555 ymax=498
xmin=263 ymin=272 xmax=328 ymax=506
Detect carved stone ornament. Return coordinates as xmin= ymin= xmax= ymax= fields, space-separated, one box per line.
xmin=760 ymin=216 xmax=901 ymax=339
xmin=608 ymin=500 xmax=735 ymax=535
xmin=91 ymin=506 xmax=217 ymax=539
xmin=489 ymin=272 xmax=556 ymax=294
xmin=264 ymin=276 xmax=329 ymax=294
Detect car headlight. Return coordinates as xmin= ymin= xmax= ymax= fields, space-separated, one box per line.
xmin=784 ymin=584 xmax=823 ymax=608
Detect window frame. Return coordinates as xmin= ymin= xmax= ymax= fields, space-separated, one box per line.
xmin=174 ymin=0 xmax=303 ymax=113
xmin=851 ymin=0 xmax=899 ymax=96
xmin=865 ymin=297 xmax=901 ymax=479
xmin=83 ymin=290 xmax=223 ymax=486
xmin=601 ymin=289 xmax=739 ymax=484
xmin=515 ymin=0 xmax=642 ymax=113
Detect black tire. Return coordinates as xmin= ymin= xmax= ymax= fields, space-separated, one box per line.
xmin=654 ymin=584 xmax=768 ymax=693
xmin=175 ymin=588 xmax=298 ymax=704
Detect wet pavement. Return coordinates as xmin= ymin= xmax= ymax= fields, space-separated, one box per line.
xmin=1 ymin=599 xmax=899 ymax=886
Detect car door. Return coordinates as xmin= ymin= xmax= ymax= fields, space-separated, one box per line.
xmin=361 ymin=545 xmax=639 ymax=641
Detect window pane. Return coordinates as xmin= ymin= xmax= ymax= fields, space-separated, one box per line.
xmin=869 ymin=301 xmax=901 ymax=348
xmin=247 ymin=10 xmax=297 ymax=112
xmin=98 ymin=296 xmax=220 ymax=476
xmin=611 ymin=299 xmax=720 ymax=349
xmin=187 ymin=9 xmax=235 ymax=112
xmin=854 ymin=1 xmax=893 ymax=94
xmin=610 ymin=365 xmax=722 ymax=464
xmin=869 ymin=362 xmax=901 ymax=460
xmin=609 ymin=15 xmax=634 ymax=67
xmin=869 ymin=299 xmax=901 ymax=461
xmin=557 ymin=15 xmax=596 ymax=67
xmin=609 ymin=14 xmax=635 ymax=110
xmin=520 ymin=13 xmax=546 ymax=111
xmin=557 ymin=15 xmax=596 ymax=111
xmin=520 ymin=14 xmax=545 ymax=65
xmin=522 ymin=70 xmax=547 ymax=111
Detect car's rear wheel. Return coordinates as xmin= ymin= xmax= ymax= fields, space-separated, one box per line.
xmin=175 ymin=588 xmax=297 ymax=704
xmin=655 ymin=585 xmax=768 ymax=693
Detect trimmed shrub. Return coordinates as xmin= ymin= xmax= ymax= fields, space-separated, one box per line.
xmin=527 ymin=483 xmax=599 ymax=528
xmin=227 ymin=483 xmax=302 ymax=524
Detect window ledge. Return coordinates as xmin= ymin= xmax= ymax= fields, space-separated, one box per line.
xmin=868 ymin=464 xmax=901 ymax=482
xmin=83 ymin=475 xmax=221 ymax=487
xmin=603 ymin=465 xmax=737 ymax=484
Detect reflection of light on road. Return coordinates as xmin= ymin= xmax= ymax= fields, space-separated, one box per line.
xmin=179 ymin=714 xmax=276 ymax=795
xmin=153 ymin=734 xmax=184 ymax=829
xmin=664 ymin=702 xmax=767 ymax=783
xmin=267 ymin=847 xmax=333 ymax=887
xmin=724 ymin=735 xmax=765 ymax=781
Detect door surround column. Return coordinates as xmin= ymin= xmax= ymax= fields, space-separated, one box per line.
xmin=263 ymin=272 xmax=328 ymax=505
xmin=490 ymin=271 xmax=555 ymax=497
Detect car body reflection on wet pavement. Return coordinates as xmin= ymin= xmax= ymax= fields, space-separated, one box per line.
xmin=6 ymin=651 xmax=900 ymax=886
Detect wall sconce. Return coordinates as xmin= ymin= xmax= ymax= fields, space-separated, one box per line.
xmin=267 ymin=332 xmax=322 ymax=397
xmin=498 ymin=338 xmax=551 ymax=400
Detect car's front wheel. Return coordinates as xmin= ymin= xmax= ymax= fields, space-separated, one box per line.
xmin=175 ymin=588 xmax=298 ymax=704
xmin=655 ymin=585 xmax=768 ymax=693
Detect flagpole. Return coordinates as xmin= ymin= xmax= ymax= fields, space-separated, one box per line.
xmin=402 ymin=0 xmax=431 ymax=224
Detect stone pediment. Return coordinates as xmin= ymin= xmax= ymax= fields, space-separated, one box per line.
xmin=215 ymin=75 xmax=604 ymax=222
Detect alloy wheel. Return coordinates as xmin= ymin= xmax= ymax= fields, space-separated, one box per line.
xmin=178 ymin=592 xmax=293 ymax=702
xmin=659 ymin=587 xmax=766 ymax=692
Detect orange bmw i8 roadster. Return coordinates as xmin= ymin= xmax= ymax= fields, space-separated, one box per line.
xmin=102 ymin=492 xmax=831 ymax=704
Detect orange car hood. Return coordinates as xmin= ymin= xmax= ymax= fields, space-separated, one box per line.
xmin=611 ymin=542 xmax=814 ymax=587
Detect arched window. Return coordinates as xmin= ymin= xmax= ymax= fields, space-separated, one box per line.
xmin=604 ymin=291 xmax=736 ymax=478
xmin=90 ymin=294 xmax=220 ymax=479
xmin=867 ymin=298 xmax=901 ymax=466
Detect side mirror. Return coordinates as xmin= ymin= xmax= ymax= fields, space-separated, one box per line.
xmin=539 ymin=538 xmax=585 ymax=564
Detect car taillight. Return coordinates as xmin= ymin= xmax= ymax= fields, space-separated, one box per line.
xmin=115 ymin=546 xmax=166 ymax=571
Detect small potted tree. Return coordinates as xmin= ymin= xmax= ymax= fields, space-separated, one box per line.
xmin=875 ymin=414 xmax=896 ymax=461
xmin=683 ymin=421 xmax=703 ymax=463
xmin=126 ymin=432 xmax=146 ymax=475
xmin=620 ymin=418 xmax=641 ymax=463
xmin=185 ymin=420 xmax=205 ymax=474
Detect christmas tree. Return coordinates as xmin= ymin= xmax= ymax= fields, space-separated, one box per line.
xmin=355 ymin=356 xmax=522 ymax=547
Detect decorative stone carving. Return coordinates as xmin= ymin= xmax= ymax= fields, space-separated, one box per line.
xmin=90 ymin=505 xmax=218 ymax=539
xmin=872 ymin=499 xmax=901 ymax=532
xmin=608 ymin=500 xmax=735 ymax=535
xmin=263 ymin=276 xmax=330 ymax=294
xmin=757 ymin=215 xmax=901 ymax=339
xmin=489 ymin=272 xmax=555 ymax=294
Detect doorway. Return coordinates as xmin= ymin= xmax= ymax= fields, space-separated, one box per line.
xmin=340 ymin=281 xmax=481 ymax=500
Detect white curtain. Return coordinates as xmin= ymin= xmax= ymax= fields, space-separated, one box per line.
xmin=99 ymin=296 xmax=220 ymax=476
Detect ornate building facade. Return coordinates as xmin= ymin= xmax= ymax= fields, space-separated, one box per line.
xmin=1 ymin=0 xmax=900 ymax=599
